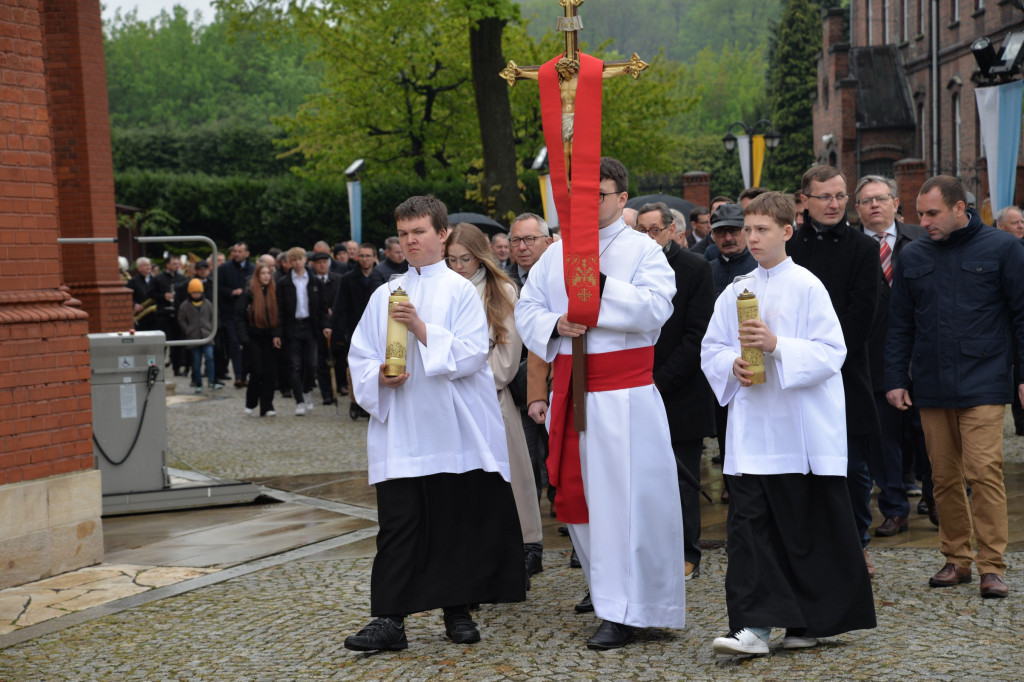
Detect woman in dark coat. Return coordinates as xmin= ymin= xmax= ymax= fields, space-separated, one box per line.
xmin=236 ymin=262 xmax=281 ymax=416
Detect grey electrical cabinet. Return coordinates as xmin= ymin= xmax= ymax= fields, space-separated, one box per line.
xmin=89 ymin=331 xmax=168 ymax=496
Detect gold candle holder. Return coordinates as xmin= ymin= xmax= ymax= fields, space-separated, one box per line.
xmin=384 ymin=286 xmax=410 ymax=377
xmin=736 ymin=289 xmax=766 ymax=386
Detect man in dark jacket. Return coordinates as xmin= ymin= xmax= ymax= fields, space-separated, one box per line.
xmin=277 ymin=247 xmax=331 ymax=416
xmin=886 ymin=175 xmax=1024 ymax=599
xmin=333 ymin=242 xmax=377 ymax=417
xmin=368 ymin=236 xmax=408 ymax=291
xmin=637 ymin=202 xmax=715 ymax=580
xmin=154 ymin=256 xmax=187 ymax=375
xmin=218 ymin=242 xmax=253 ymax=386
xmin=309 ymin=251 xmax=344 ymax=405
xmin=855 ymin=175 xmax=930 ymax=537
xmin=129 ymin=257 xmax=158 ymax=331
xmin=788 ymin=165 xmax=881 ymax=577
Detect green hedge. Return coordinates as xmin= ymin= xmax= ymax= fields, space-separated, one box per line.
xmin=114 ymin=169 xmax=542 ymax=254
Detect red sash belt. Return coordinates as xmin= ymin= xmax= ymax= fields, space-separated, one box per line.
xmin=547 ymin=346 xmax=655 ymax=523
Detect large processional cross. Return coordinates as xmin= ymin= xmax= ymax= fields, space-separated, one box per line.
xmin=500 ymin=0 xmax=648 ymax=431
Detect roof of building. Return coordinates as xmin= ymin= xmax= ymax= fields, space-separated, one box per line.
xmin=850 ymin=45 xmax=916 ymax=130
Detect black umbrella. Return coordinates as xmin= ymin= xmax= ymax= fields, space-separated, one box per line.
xmin=626 ymin=194 xmax=697 ymax=230
xmin=447 ymin=212 xmax=505 ymax=237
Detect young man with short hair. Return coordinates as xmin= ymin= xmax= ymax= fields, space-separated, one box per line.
xmin=702 ymin=192 xmax=876 ymax=656
xmin=345 ymin=196 xmax=524 ymax=651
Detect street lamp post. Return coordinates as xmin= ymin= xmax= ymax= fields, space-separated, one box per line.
xmin=722 ymin=119 xmax=781 ymax=189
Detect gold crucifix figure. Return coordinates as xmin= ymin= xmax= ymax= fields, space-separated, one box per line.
xmin=499 ymin=0 xmax=648 ymax=181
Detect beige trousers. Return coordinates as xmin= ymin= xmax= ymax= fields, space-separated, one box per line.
xmin=919 ymin=405 xmax=1007 ymax=575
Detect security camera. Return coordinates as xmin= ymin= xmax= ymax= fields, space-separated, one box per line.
xmin=345 ymin=159 xmax=366 ymax=179
xmin=531 ymin=147 xmax=548 ymax=171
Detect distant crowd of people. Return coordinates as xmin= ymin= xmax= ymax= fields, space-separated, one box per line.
xmin=123 ymin=160 xmax=1024 ymax=656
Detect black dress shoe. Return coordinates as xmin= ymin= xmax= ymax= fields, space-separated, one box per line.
xmin=575 ymin=592 xmax=594 ymax=613
xmin=586 ymin=620 xmax=634 ymax=650
xmin=443 ymin=610 xmax=480 ymax=644
xmin=569 ymin=549 xmax=581 ymax=568
xmin=917 ymin=498 xmax=930 ymax=514
xmin=525 ymin=547 xmax=543 ymax=575
xmin=344 ymin=617 xmax=408 ymax=651
xmin=557 ymin=525 xmax=569 ymax=536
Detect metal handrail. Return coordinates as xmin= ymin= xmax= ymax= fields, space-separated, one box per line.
xmin=58 ymin=234 xmax=220 ymax=347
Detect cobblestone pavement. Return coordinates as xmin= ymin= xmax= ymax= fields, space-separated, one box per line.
xmin=163 ymin=377 xmax=1024 ymax=479
xmin=1 ymin=381 xmax=1021 ymax=679
xmin=0 ymin=548 xmax=1020 ymax=680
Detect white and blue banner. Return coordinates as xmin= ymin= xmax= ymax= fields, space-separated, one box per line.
xmin=975 ymin=79 xmax=1024 ymax=214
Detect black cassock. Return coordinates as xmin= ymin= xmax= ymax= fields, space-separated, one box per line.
xmin=725 ymin=473 xmax=877 ymax=637
xmin=371 ymin=470 xmax=526 ymax=616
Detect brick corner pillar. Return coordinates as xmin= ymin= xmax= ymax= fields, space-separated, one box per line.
xmin=894 ymin=158 xmax=927 ymax=225
xmin=0 ymin=0 xmax=104 ymax=590
xmin=44 ymin=0 xmax=132 ymax=333
xmin=681 ymin=171 xmax=711 ymax=210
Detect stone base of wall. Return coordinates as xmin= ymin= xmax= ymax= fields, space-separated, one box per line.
xmin=0 ymin=470 xmax=104 ymax=590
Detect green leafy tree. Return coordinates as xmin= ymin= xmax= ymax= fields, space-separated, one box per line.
xmin=764 ymin=0 xmax=822 ymax=191
xmin=104 ymin=6 xmax=320 ymax=129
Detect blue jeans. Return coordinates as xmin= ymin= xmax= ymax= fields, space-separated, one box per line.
xmin=191 ymin=344 xmax=215 ymax=387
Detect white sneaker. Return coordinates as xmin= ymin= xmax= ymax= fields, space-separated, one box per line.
xmin=781 ymin=634 xmax=818 ymax=649
xmin=264 ymin=410 xmax=276 ymax=417
xmin=295 ymin=404 xmax=307 ymax=416
xmin=712 ymin=628 xmax=769 ymax=656
xmin=303 ymin=393 xmax=314 ymax=412
xmin=244 ymin=408 xmax=256 ymax=417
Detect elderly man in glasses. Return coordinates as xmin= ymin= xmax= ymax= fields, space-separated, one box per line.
xmin=854 ymin=176 xmax=932 ymax=538
xmin=787 ymin=165 xmax=882 ymax=580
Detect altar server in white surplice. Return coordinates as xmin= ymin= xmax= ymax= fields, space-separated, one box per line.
xmin=701 ymin=192 xmax=875 ymax=658
xmin=343 ymin=196 xmax=524 ymax=654
xmin=516 ymin=158 xmax=685 ymax=651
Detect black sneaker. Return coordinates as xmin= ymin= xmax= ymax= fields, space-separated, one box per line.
xmin=443 ymin=611 xmax=480 ymax=644
xmin=343 ymin=617 xmax=408 ymax=651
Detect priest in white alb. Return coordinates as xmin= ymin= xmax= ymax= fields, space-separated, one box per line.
xmin=516 ymin=158 xmax=686 ymax=650
xmin=344 ymin=196 xmax=525 ymax=653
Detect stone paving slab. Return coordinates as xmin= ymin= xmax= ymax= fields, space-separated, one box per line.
xmin=0 ymin=548 xmax=1019 ymax=680
xmin=0 ymin=565 xmax=219 ymax=635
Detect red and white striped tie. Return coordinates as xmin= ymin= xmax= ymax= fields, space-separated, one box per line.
xmin=877 ymin=234 xmax=892 ymax=286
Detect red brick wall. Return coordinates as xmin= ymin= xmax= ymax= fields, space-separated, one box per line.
xmin=43 ymin=0 xmax=133 ymax=332
xmin=833 ymin=1 xmax=1024 ymax=199
xmin=0 ymin=0 xmax=109 ymax=485
xmin=0 ymin=295 xmax=91 ymax=485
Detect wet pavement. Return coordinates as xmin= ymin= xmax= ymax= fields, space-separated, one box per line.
xmin=1 ymin=377 xmax=1023 ymax=679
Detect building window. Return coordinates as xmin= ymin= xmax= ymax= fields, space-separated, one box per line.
xmin=952 ymin=93 xmax=962 ymax=175
xmin=919 ymin=0 xmax=926 ymax=35
xmin=902 ymin=0 xmax=909 ymax=42
xmin=953 ymin=0 xmax=959 ymax=23
xmin=976 ymin=0 xmax=984 ymax=11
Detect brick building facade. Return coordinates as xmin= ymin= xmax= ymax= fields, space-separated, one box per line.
xmin=1 ymin=0 xmax=131 ymax=588
xmin=814 ymin=2 xmax=1024 ymax=223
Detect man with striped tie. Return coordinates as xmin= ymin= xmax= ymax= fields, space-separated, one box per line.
xmin=855 ymin=176 xmax=928 ymax=538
